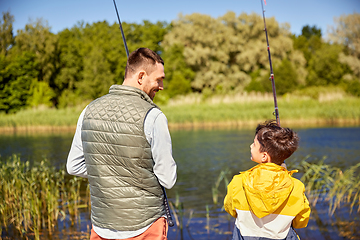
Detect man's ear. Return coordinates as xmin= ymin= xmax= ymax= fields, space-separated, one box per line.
xmin=137 ymin=71 xmax=146 ymax=85
xmin=261 ymin=152 xmax=271 ymax=163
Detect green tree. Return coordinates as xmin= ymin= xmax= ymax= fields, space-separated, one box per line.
xmin=162 ymin=44 xmax=194 ymax=98
xmin=0 ymin=12 xmax=14 ymax=56
xmin=274 ymin=59 xmax=299 ymax=95
xmin=56 ymin=20 xmax=169 ymax=104
xmin=163 ymin=11 xmax=305 ymax=94
xmin=11 ymin=19 xmax=58 ymax=108
xmin=0 ymin=52 xmax=38 ymax=113
xmin=55 ymin=25 xmax=84 ymax=107
xmin=306 ymin=43 xmax=350 ymax=86
xmin=27 ymin=80 xmax=55 ymax=108
xmin=328 ymin=13 xmax=360 ymax=96
xmin=293 ymin=25 xmax=322 ymax=64
xmin=125 ymin=20 xmax=169 ymax=53
xmin=246 ymin=59 xmax=299 ymax=95
xmin=301 ymin=25 xmax=322 ymax=39
xmin=328 ymin=13 xmax=360 ymax=58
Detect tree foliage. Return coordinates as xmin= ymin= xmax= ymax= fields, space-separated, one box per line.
xmin=328 ymin=13 xmax=360 ymax=58
xmin=327 ymin=13 xmax=360 ymax=96
xmin=307 ymin=43 xmax=351 ymax=86
xmin=163 ymin=12 xmax=306 ymax=95
xmin=293 ymin=25 xmax=322 ymax=64
xmin=0 ymin=12 xmax=14 ymax=56
xmin=0 ymin=11 xmax=359 ymax=113
xmin=0 ymin=51 xmax=38 ymax=112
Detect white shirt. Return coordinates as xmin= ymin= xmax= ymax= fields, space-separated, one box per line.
xmin=66 ymin=106 xmax=177 ymax=238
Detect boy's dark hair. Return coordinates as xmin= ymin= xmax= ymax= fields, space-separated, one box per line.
xmin=255 ymin=120 xmax=299 ymax=165
xmin=125 ymin=48 xmax=164 ymax=78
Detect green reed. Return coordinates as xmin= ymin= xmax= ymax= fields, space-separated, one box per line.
xmin=298 ymin=157 xmax=360 ymax=215
xmin=0 ymin=107 xmax=83 ymax=128
xmin=0 ymin=155 xmax=89 ymax=239
xmin=162 ymin=97 xmax=360 ymax=126
xmin=212 ymin=169 xmax=230 ymax=205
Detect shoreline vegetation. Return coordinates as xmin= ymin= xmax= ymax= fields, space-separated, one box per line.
xmin=1 ymin=155 xmax=360 ymax=239
xmin=0 ymin=92 xmax=359 ymax=133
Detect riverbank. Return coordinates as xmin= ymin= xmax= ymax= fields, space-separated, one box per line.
xmin=1 ymin=153 xmax=360 ymax=239
xmin=0 ymin=119 xmax=359 ymax=134
xmin=0 ymin=93 xmax=359 ymax=133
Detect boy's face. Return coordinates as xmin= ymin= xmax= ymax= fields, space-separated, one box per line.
xmin=250 ymin=136 xmax=268 ymax=164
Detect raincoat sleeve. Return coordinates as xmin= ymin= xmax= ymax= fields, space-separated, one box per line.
xmin=292 ymin=182 xmax=311 ymax=228
xmin=224 ymin=175 xmax=241 ymax=218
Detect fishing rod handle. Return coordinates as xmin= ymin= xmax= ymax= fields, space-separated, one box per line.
xmin=162 ymin=186 xmax=174 ymax=227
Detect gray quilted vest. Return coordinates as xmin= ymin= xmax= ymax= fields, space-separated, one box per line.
xmin=81 ymin=85 xmax=165 ymax=231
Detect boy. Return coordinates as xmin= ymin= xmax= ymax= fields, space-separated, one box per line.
xmin=224 ymin=120 xmax=310 ymax=240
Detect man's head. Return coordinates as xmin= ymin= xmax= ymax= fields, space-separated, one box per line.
xmin=123 ymin=48 xmax=165 ymax=100
xmin=250 ymin=120 xmax=299 ymax=165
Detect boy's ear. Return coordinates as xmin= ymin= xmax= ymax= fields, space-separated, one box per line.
xmin=261 ymin=152 xmax=271 ymax=163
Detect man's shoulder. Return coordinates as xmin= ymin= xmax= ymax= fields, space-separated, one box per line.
xmin=147 ymin=107 xmax=166 ymax=120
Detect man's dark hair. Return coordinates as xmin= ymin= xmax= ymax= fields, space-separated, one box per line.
xmin=255 ymin=120 xmax=299 ymax=165
xmin=125 ymin=48 xmax=164 ymax=78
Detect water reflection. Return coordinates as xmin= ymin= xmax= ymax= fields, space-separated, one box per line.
xmin=295 ymin=127 xmax=360 ymax=168
xmin=0 ymin=132 xmax=74 ymax=168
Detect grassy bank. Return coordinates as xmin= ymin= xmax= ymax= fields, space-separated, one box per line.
xmin=1 ymin=155 xmax=360 ymax=239
xmin=0 ymin=93 xmax=359 ymax=132
xmin=0 ymin=155 xmax=89 ymax=239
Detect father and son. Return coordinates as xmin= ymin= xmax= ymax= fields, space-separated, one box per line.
xmin=67 ymin=48 xmax=311 ymax=240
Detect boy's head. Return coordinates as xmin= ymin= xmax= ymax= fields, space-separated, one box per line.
xmin=250 ymin=120 xmax=299 ymax=165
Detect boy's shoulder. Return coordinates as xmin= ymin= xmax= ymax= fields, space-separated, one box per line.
xmin=228 ymin=173 xmax=246 ymax=193
xmin=291 ymin=176 xmax=306 ymax=191
xmin=230 ymin=173 xmax=244 ymax=184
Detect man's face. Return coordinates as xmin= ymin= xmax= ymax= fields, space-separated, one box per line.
xmin=141 ymin=63 xmax=165 ymax=100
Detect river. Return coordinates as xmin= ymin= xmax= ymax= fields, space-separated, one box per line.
xmin=0 ymin=126 xmax=359 ymax=239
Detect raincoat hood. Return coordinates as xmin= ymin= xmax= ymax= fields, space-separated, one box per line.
xmin=242 ymin=163 xmax=297 ymax=218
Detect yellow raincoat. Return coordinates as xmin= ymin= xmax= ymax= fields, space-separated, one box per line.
xmin=224 ymin=163 xmax=310 ymax=239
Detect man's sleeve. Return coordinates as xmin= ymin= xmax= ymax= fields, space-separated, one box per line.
xmin=144 ymin=108 xmax=177 ymax=189
xmin=66 ymin=106 xmax=88 ymax=178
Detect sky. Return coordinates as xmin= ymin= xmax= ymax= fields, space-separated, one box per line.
xmin=0 ymin=0 xmax=359 ymax=37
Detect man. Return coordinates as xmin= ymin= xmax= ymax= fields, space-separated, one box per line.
xmin=67 ymin=48 xmax=177 ymax=240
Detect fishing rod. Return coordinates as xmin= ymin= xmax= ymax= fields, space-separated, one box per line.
xmin=112 ymin=0 xmax=175 ymax=228
xmin=260 ymin=0 xmax=280 ymax=126
xmin=113 ymin=0 xmax=129 ymax=58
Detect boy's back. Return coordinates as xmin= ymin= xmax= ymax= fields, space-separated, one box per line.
xmin=224 ymin=121 xmax=310 ymax=240
xmin=224 ymin=163 xmax=310 ymax=239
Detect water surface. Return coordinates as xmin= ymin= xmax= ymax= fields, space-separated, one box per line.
xmin=1 ymin=126 xmax=359 ymax=239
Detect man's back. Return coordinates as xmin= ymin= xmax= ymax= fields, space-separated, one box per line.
xmin=82 ymin=85 xmax=165 ymax=231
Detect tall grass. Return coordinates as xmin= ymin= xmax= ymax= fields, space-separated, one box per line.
xmin=297 ymin=158 xmax=360 ymax=215
xmin=162 ymin=94 xmax=360 ymax=128
xmin=0 ymin=93 xmax=359 ymax=131
xmin=0 ymin=155 xmax=89 ymax=239
xmin=212 ymin=169 xmax=230 ymax=205
xmin=0 ymin=107 xmax=83 ymax=131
